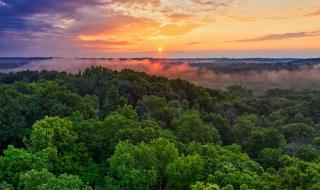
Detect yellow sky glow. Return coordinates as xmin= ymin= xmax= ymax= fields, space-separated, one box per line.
xmin=74 ymin=0 xmax=320 ymax=54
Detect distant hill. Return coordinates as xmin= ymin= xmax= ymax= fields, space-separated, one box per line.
xmin=0 ymin=57 xmax=53 ymax=69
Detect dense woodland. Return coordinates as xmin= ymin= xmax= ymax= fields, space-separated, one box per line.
xmin=1 ymin=67 xmax=320 ymax=189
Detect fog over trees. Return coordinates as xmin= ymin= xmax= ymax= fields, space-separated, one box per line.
xmin=2 ymin=58 xmax=320 ymax=90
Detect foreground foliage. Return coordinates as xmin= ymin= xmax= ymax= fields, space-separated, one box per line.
xmin=0 ymin=67 xmax=320 ymax=189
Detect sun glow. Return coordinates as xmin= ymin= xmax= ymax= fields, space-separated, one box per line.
xmin=157 ymin=47 xmax=163 ymax=52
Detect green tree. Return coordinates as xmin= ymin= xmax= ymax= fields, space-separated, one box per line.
xmin=186 ymin=143 xmax=263 ymax=180
xmin=28 ymin=81 xmax=96 ymax=119
xmin=203 ymin=113 xmax=232 ymax=144
xmin=107 ymin=138 xmax=178 ymax=190
xmin=283 ymin=143 xmax=317 ymax=160
xmin=208 ymin=164 xmax=260 ymax=190
xmin=281 ymin=123 xmax=315 ymax=144
xmin=28 ymin=116 xmax=90 ymax=174
xmin=0 ymin=181 xmax=13 ymax=190
xmin=0 ymin=85 xmax=28 ymax=151
xmin=19 ymin=169 xmax=92 ymax=190
xmin=244 ymin=128 xmax=286 ymax=157
xmin=165 ymin=154 xmax=205 ymax=190
xmin=0 ymin=146 xmax=33 ymax=185
xmin=84 ymin=105 xmax=164 ymax=162
xmin=258 ymin=148 xmax=283 ymax=169
xmin=137 ymin=96 xmax=180 ymax=129
xmin=191 ymin=182 xmax=221 ymax=190
xmin=174 ymin=111 xmax=221 ymax=144
xmin=151 ymin=138 xmax=179 ymax=189
xmin=107 ymin=141 xmax=158 ymax=190
xmin=28 ymin=117 xmax=77 ymax=152
xmin=308 ymin=97 xmax=320 ymax=123
xmin=228 ymin=85 xmax=253 ymax=99
xmin=101 ymin=85 xmax=127 ymax=118
xmin=231 ymin=115 xmax=257 ymax=145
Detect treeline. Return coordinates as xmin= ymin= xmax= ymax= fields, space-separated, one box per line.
xmin=0 ymin=67 xmax=320 ymax=189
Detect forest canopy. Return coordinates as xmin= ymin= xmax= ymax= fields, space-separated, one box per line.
xmin=0 ymin=67 xmax=320 ymax=190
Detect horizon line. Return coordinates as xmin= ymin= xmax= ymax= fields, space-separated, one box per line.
xmin=0 ymin=57 xmax=320 ymax=60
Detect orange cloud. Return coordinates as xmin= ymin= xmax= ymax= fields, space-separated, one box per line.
xmin=21 ymin=0 xmax=319 ymax=55
xmin=112 ymin=0 xmax=160 ymax=6
xmin=304 ymin=9 xmax=320 ymax=17
xmin=191 ymin=0 xmax=231 ymax=6
xmin=76 ymin=39 xmax=133 ymax=50
xmin=230 ymin=31 xmax=320 ymax=42
xmin=76 ymin=16 xmax=158 ymax=39
xmin=158 ymin=24 xmax=201 ymax=36
xmin=76 ymin=15 xmax=202 ymax=49
xmin=185 ymin=41 xmax=203 ymax=46
xmin=167 ymin=13 xmax=193 ymax=21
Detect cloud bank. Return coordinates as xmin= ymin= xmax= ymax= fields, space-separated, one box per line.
xmin=5 ymin=58 xmax=320 ymax=90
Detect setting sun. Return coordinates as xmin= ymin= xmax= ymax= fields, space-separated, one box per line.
xmin=1 ymin=0 xmax=320 ymax=58
xmin=157 ymin=47 xmax=163 ymax=52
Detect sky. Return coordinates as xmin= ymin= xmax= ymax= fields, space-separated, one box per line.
xmin=1 ymin=0 xmax=320 ymax=58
